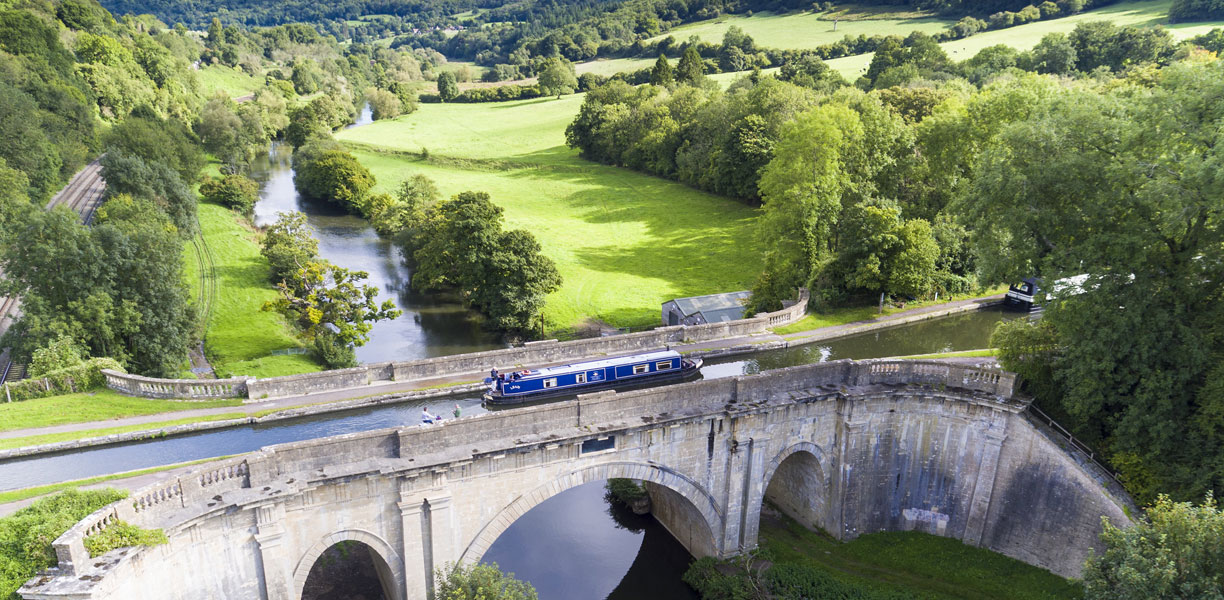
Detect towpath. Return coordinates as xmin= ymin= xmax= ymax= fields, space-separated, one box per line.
xmin=0 ymin=293 xmax=1001 ymax=443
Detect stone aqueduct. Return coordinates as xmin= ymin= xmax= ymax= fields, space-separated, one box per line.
xmin=22 ymin=360 xmax=1133 ymax=600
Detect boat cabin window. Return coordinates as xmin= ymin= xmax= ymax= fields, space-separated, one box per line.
xmin=633 ymin=364 xmax=649 ymax=375
xmin=657 ymin=361 xmax=672 ymax=370
xmin=543 ymin=378 xmax=557 ymax=388
xmin=576 ymin=373 xmax=587 ymax=384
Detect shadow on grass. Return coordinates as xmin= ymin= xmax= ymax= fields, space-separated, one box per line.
xmin=497 ymin=148 xmax=761 ymax=295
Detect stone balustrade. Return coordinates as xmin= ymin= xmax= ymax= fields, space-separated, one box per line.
xmin=102 ymin=370 xmax=248 ymax=400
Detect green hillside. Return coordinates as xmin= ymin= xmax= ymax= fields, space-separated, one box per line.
xmin=337 ymin=97 xmax=763 ymax=331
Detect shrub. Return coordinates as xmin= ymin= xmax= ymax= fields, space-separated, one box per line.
xmin=199 ymin=173 xmax=259 ymax=217
xmin=83 ymin=521 xmax=168 ymax=557
xmin=0 ymin=489 xmax=128 ymax=598
xmin=1 ymin=357 xmax=124 ymax=402
xmin=605 ymin=478 xmax=647 ymax=505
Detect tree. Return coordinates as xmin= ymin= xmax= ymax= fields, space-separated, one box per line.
xmin=1028 ymin=32 xmax=1077 ymax=75
xmin=750 ymin=104 xmax=861 ymax=312
xmin=960 ymin=61 xmax=1224 ymax=502
xmin=826 ymin=200 xmax=938 ymax=299
xmin=650 ymin=54 xmax=673 ymax=86
xmin=261 ymin=211 xmax=319 ymax=287
xmin=676 ymin=45 xmax=705 ymax=85
xmin=263 ymin=261 xmax=400 ymax=367
xmin=99 ymin=151 xmax=198 ymax=237
xmin=437 ymin=71 xmax=459 ymax=101
xmin=1083 ymin=494 xmax=1224 ymax=599
xmin=411 ymin=191 xmax=561 ymax=333
xmin=28 ymin=335 xmax=85 ymax=377
xmin=435 ymin=562 xmax=538 ymax=600
xmin=290 ymin=57 xmax=323 ymax=94
xmin=200 ymin=174 xmax=259 ymax=217
xmin=196 ymin=96 xmax=245 ymax=167
xmin=293 ymin=149 xmax=375 ymax=213
xmin=364 ymin=87 xmax=401 ymax=120
xmin=537 ymin=58 xmax=577 ymax=98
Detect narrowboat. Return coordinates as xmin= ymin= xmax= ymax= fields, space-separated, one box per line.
xmin=482 ymin=350 xmax=702 ymax=405
xmin=1004 ymin=277 xmax=1041 ymax=311
xmin=1005 ymin=274 xmax=1089 ymax=312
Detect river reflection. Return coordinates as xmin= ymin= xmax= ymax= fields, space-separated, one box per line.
xmin=482 ymin=481 xmax=699 ymax=600
xmin=249 ymin=143 xmax=504 ymax=363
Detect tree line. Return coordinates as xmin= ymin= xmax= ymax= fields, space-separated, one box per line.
xmin=569 ymin=22 xmax=1223 ymax=510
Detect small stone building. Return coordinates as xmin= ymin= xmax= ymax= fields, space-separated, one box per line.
xmin=661 ymin=291 xmax=752 ymax=326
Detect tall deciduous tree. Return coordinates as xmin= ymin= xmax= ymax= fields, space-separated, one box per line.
xmin=966 ymin=61 xmax=1224 ymax=502
xmin=750 ymin=104 xmax=860 ymax=312
xmin=410 ymin=191 xmax=560 ymax=333
xmin=264 ymin=261 xmax=400 ymax=367
xmin=436 ymin=71 xmax=459 ymax=101
xmin=261 ymin=211 xmax=320 ymax=288
xmin=537 ymin=58 xmax=577 ymax=98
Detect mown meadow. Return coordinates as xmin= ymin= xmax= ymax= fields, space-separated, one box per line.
xmin=650 ymin=5 xmax=956 ymax=50
xmin=183 ymin=202 xmax=321 ymax=377
xmin=336 ymin=97 xmax=763 ymax=331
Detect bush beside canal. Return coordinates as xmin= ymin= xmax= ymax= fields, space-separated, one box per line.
xmin=0 ymin=489 xmax=128 ymax=600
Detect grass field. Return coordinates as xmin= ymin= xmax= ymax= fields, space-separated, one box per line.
xmin=575 ymin=57 xmax=657 ymax=77
xmin=0 ymin=389 xmax=242 ymax=433
xmin=196 ymin=64 xmax=263 ymax=99
xmin=652 ymin=6 xmax=954 ymax=50
xmin=337 ymin=96 xmax=763 ymax=331
xmin=939 ymin=0 xmax=1218 ymax=57
xmin=187 ymin=202 xmax=321 ymax=378
xmin=757 ymin=509 xmax=1082 ymax=599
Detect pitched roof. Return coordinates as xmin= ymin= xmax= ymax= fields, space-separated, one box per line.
xmin=670 ymin=291 xmax=751 ymax=317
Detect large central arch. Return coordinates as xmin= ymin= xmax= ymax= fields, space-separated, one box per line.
xmin=459 ymin=461 xmax=724 ymax=564
xmin=292 ymin=529 xmax=405 ymax=600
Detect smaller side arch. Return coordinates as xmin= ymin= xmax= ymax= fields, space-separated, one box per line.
xmin=292 ymin=528 xmax=405 ymax=600
xmin=459 ymin=461 xmax=725 ymax=564
xmin=744 ymin=441 xmax=831 ymax=545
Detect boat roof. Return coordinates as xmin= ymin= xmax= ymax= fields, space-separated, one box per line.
xmin=518 ymin=350 xmax=680 ymax=378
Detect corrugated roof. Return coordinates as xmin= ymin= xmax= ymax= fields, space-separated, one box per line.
xmin=672 ymin=291 xmax=751 ymax=317
xmin=699 ymin=306 xmax=747 ymax=322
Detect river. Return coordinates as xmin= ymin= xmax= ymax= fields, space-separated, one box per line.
xmin=249 ymin=141 xmax=503 ymax=363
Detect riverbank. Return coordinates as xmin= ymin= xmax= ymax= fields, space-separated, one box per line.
xmin=685 ymin=506 xmax=1082 ymax=599
xmin=0 ymin=293 xmax=1003 ymax=466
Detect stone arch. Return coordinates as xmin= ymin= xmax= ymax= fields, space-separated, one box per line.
xmin=460 ymin=461 xmax=724 ymax=564
xmin=292 ymin=528 xmax=405 ymax=600
xmin=747 ymin=441 xmax=833 ymax=542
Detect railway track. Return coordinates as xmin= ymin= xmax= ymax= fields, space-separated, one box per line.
xmin=0 ymin=159 xmax=108 ymax=381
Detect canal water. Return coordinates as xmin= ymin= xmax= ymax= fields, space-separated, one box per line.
xmin=249 ymin=142 xmax=503 ymax=363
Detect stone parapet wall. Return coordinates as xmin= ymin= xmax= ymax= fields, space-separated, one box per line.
xmin=101 ymin=369 xmax=248 ymax=399
xmin=103 ymin=290 xmax=811 ymax=401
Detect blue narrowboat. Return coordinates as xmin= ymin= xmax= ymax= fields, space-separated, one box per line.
xmin=483 ymin=350 xmax=702 ymax=405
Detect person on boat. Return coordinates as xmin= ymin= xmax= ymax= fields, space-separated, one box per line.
xmin=490 ymin=367 xmax=498 ymax=380
xmin=422 ymin=406 xmax=439 ymax=425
